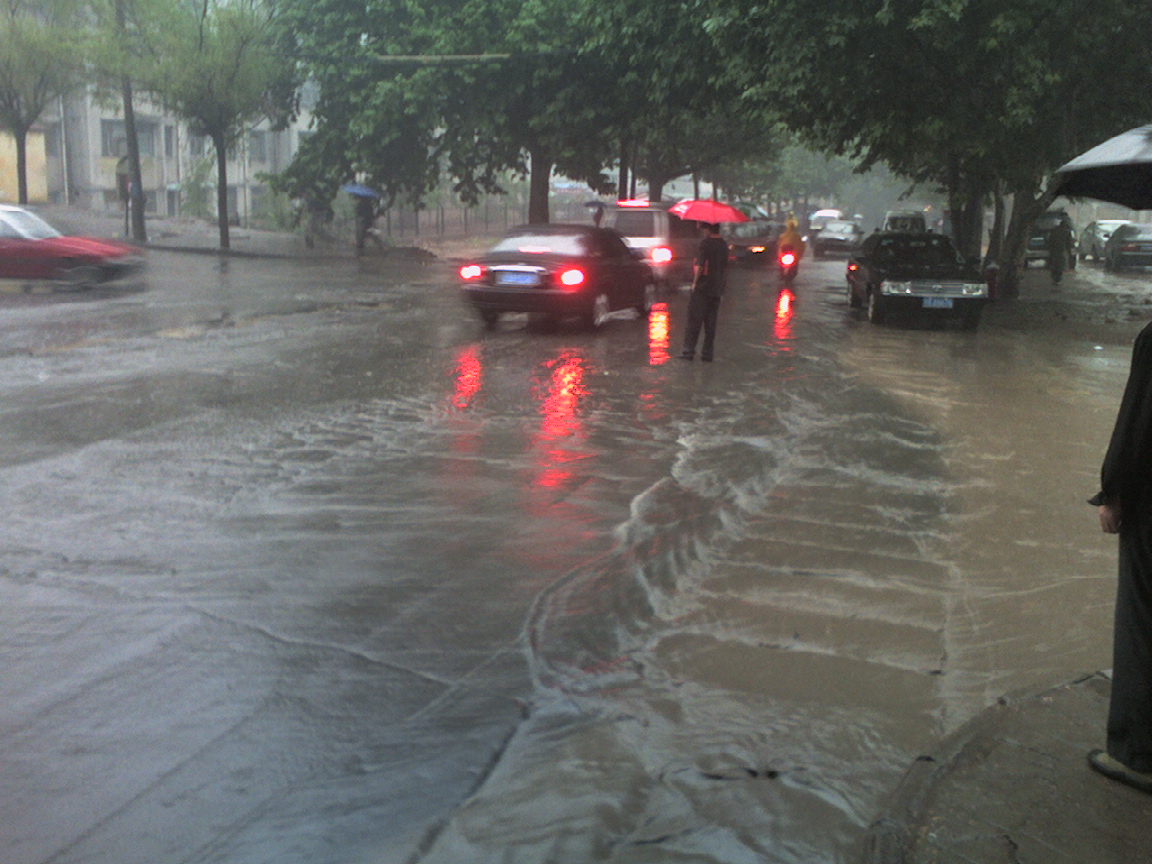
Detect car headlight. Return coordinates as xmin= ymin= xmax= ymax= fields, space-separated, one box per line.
xmin=880 ymin=280 xmax=913 ymax=295
xmin=960 ymin=283 xmax=987 ymax=296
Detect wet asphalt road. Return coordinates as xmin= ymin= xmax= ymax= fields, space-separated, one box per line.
xmin=0 ymin=250 xmax=1148 ymax=863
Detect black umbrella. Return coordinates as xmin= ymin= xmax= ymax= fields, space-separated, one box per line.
xmin=1055 ymin=125 xmax=1152 ymax=210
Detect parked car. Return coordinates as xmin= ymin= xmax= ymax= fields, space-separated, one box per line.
xmin=458 ymin=224 xmax=655 ymax=329
xmin=1103 ymin=223 xmax=1152 ymax=272
xmin=807 ymin=208 xmax=843 ymax=239
xmin=846 ymin=231 xmax=989 ymax=328
xmin=1079 ymin=219 xmax=1130 ymax=261
xmin=601 ymin=200 xmax=700 ymax=289
xmin=0 ymin=204 xmax=144 ymax=287
xmin=1024 ymin=210 xmax=1077 ymax=270
xmin=881 ymin=210 xmax=928 ymax=232
xmin=810 ymin=219 xmax=865 ymax=258
xmin=724 ymin=219 xmax=782 ymax=264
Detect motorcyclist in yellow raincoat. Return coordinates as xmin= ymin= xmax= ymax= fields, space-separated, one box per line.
xmin=775 ymin=217 xmax=805 ymax=259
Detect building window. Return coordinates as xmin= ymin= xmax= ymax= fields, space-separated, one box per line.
xmin=248 ymin=130 xmax=267 ymax=162
xmin=165 ymin=126 xmax=175 ymax=158
xmin=101 ymin=120 xmax=156 ymax=157
xmin=189 ymin=133 xmax=208 ymax=157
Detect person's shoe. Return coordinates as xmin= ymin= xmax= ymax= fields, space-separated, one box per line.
xmin=701 ymin=355 xmax=713 ymax=362
xmin=678 ymin=352 xmax=694 ymax=361
xmin=1088 ymin=749 xmax=1152 ymax=794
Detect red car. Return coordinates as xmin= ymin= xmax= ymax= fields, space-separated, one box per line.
xmin=0 ymin=204 xmax=144 ymax=287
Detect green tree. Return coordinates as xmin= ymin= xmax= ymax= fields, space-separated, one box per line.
xmin=0 ymin=0 xmax=88 ymax=204
xmin=145 ymin=0 xmax=297 ymax=248
xmin=707 ymin=0 xmax=1152 ymax=293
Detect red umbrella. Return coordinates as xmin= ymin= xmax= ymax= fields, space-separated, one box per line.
xmin=668 ymin=199 xmax=750 ymax=223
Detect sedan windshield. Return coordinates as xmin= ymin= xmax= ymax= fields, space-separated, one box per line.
xmin=491 ymin=233 xmax=589 ymax=256
xmin=0 ymin=209 xmax=61 ymax=240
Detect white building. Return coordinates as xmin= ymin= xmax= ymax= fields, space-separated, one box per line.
xmin=41 ymin=87 xmax=313 ymax=226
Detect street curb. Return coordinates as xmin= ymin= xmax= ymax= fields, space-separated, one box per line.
xmin=858 ymin=670 xmax=1109 ymax=864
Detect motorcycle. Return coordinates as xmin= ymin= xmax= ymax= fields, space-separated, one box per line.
xmin=777 ymin=244 xmax=799 ymax=283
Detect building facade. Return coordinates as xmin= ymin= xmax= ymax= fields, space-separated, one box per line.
xmin=30 ymin=88 xmax=312 ymax=227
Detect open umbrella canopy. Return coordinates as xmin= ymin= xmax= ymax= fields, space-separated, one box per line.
xmin=342 ymin=182 xmax=381 ymax=199
xmin=1055 ymin=125 xmax=1152 ymax=211
xmin=668 ymin=199 xmax=750 ymax=223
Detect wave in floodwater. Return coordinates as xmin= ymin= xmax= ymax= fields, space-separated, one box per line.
xmin=417 ymin=343 xmax=966 ymax=864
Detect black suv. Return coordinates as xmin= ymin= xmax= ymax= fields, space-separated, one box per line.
xmin=846 ymin=232 xmax=989 ymax=328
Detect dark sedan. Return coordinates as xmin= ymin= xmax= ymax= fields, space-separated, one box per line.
xmin=724 ymin=219 xmax=781 ymax=264
xmin=458 ymin=224 xmax=656 ymax=329
xmin=846 ymin=232 xmax=989 ymax=328
xmin=811 ymin=219 xmax=864 ymax=258
xmin=1103 ymin=223 xmax=1152 ymax=271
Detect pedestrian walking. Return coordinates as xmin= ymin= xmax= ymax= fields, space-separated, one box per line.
xmin=354 ymin=195 xmax=379 ymax=255
xmin=1088 ymin=319 xmax=1152 ymax=793
xmin=1048 ymin=219 xmax=1073 ymax=285
xmin=680 ymin=222 xmax=729 ymax=362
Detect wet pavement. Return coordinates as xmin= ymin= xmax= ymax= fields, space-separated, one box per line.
xmin=4 ymin=210 xmax=1152 ymax=863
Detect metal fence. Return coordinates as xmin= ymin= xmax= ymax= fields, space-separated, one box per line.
xmin=378 ymin=197 xmax=601 ymax=240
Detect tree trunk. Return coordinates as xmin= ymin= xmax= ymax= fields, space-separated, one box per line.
xmin=15 ymin=131 xmax=28 ymax=204
xmin=121 ymin=78 xmax=148 ymax=243
xmin=617 ymin=141 xmax=630 ymax=201
xmin=996 ymin=181 xmax=1056 ymax=298
xmin=214 ymin=134 xmax=231 ymax=249
xmin=987 ymin=185 xmax=1005 ymax=265
xmin=528 ymin=148 xmax=552 ymax=223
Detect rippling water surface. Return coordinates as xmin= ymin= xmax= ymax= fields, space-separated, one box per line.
xmin=0 ymin=255 xmax=1129 ymax=864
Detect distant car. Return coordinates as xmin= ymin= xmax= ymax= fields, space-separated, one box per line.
xmin=1024 ymin=210 xmax=1077 ymax=270
xmin=1080 ymin=219 xmax=1131 ymax=261
xmin=457 ymin=224 xmax=656 ymax=329
xmin=724 ymin=219 xmax=782 ymax=264
xmin=601 ymin=200 xmax=700 ymax=289
xmin=807 ymin=208 xmax=843 ymax=239
xmin=811 ymin=219 xmax=864 ymax=258
xmin=846 ymin=231 xmax=989 ymax=328
xmin=0 ymin=204 xmax=143 ymax=287
xmin=881 ymin=210 xmax=928 ymax=232
xmin=1103 ymin=223 xmax=1152 ymax=272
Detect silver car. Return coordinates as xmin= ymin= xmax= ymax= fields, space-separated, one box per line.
xmin=1079 ymin=219 xmax=1130 ymax=261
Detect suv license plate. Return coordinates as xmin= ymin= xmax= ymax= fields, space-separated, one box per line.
xmin=922 ymin=297 xmax=953 ymax=309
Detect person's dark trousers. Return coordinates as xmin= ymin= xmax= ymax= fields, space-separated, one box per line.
xmin=1108 ymin=507 xmax=1152 ymax=772
xmin=682 ymin=290 xmax=721 ymax=360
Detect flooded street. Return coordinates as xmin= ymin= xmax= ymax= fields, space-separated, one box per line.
xmin=1 ymin=250 xmax=1145 ymax=863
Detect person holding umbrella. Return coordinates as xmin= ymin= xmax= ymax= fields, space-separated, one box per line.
xmin=679 ymin=222 xmax=730 ymax=362
xmin=1059 ymin=125 xmax=1152 ymax=793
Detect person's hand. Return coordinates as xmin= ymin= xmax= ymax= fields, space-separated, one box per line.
xmin=1099 ymin=503 xmax=1122 ymax=534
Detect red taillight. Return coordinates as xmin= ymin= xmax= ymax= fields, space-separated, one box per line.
xmin=779 ymin=252 xmax=797 ymax=267
xmin=847 ymin=262 xmax=859 ymax=272
xmin=558 ymin=267 xmax=586 ymax=289
xmin=460 ymin=264 xmax=483 ymax=280
xmin=650 ymin=246 xmax=673 ymax=265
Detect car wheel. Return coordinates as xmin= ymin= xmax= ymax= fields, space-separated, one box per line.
xmin=479 ymin=310 xmax=500 ymax=329
xmin=847 ymin=283 xmax=863 ymax=309
xmin=867 ymin=289 xmax=886 ymax=324
xmin=584 ymin=291 xmax=610 ymax=330
xmin=54 ymin=261 xmax=100 ymax=289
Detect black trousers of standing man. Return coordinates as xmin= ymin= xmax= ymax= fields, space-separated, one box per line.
xmin=682 ymin=289 xmax=721 ymax=361
xmin=1108 ymin=501 xmax=1152 ymax=772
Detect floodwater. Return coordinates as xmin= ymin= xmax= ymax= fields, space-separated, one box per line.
xmin=0 ymin=251 xmax=1145 ymax=863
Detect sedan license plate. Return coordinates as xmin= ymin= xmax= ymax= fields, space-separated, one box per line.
xmin=495 ymin=271 xmax=539 ymax=287
xmin=922 ymin=297 xmax=953 ymax=309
